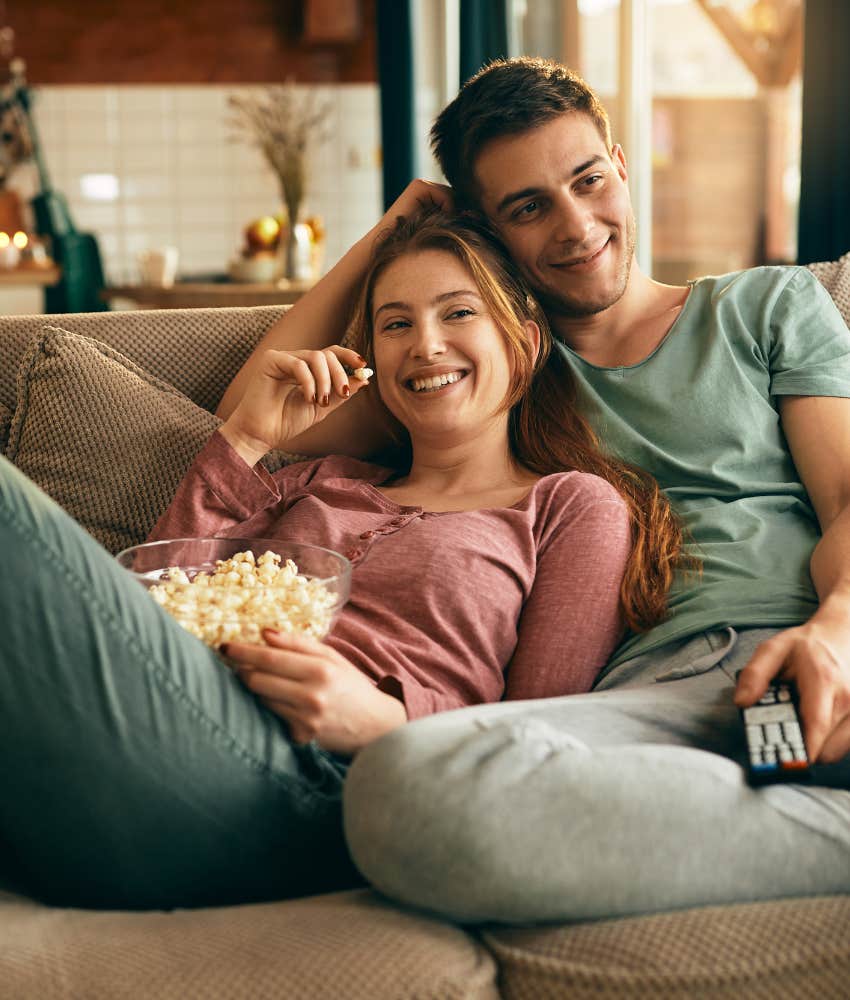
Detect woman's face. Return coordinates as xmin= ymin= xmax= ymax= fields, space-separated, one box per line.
xmin=370 ymin=248 xmax=536 ymax=447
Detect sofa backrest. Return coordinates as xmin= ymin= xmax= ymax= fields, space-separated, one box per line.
xmin=0 ymin=304 xmax=288 ymax=418
xmin=2 ymin=255 xmax=849 ymax=424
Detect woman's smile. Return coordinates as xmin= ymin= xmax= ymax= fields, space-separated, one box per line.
xmin=406 ymin=369 xmax=469 ymax=394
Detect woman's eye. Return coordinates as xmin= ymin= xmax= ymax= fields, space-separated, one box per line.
xmin=447 ymin=308 xmax=474 ymax=320
xmin=381 ymin=319 xmax=410 ymax=333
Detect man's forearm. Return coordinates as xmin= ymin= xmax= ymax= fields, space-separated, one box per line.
xmin=217 ymin=227 xmax=381 ymax=420
xmin=809 ymin=503 xmax=850 ymax=619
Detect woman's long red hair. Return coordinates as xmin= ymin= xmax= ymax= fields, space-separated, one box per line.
xmin=348 ymin=208 xmax=696 ymax=632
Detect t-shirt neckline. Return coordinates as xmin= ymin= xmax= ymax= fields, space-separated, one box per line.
xmin=558 ymin=280 xmax=699 ymax=374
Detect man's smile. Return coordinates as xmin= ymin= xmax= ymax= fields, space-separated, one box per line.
xmin=548 ymin=236 xmax=612 ymax=271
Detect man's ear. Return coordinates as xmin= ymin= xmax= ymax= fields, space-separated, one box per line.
xmin=524 ymin=319 xmax=542 ymax=365
xmin=611 ymin=143 xmax=628 ymax=183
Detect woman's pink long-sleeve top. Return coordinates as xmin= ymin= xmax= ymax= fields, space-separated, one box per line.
xmin=148 ymin=431 xmax=632 ymax=719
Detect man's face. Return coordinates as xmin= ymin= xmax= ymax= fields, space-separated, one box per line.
xmin=473 ymin=113 xmax=636 ymax=320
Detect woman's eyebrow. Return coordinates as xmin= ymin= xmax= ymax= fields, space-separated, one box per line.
xmin=374 ymin=289 xmax=481 ymax=317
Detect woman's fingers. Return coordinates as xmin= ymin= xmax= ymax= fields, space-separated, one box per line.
xmin=261 ymin=349 xmax=318 ymax=404
xmin=268 ymin=346 xmax=371 ymax=409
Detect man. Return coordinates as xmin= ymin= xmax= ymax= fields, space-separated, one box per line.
xmin=219 ymin=58 xmax=850 ymax=923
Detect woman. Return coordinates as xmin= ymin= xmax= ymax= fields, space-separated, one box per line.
xmin=0 ymin=210 xmax=687 ymax=911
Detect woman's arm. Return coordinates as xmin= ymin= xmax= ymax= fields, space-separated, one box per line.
xmin=216 ymin=180 xmax=452 ymax=459
xmin=505 ymin=493 xmax=633 ymax=700
xmin=149 ymin=348 xmax=370 ymax=542
xmin=146 ymin=431 xmax=287 ymax=543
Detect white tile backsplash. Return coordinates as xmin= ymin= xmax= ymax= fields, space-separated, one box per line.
xmin=17 ymin=83 xmax=384 ymax=292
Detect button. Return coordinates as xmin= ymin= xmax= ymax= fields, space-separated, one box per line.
xmin=345 ymin=548 xmax=361 ymax=560
xmin=389 ymin=518 xmax=405 ymax=527
xmin=359 ymin=530 xmax=375 ymax=540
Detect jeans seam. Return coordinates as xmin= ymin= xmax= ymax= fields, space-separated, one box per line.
xmin=0 ymin=498 xmax=321 ymax=805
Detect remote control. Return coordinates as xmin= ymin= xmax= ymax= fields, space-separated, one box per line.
xmin=738 ymin=676 xmax=810 ymax=785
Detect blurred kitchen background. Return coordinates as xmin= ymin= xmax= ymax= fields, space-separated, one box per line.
xmin=0 ymin=0 xmax=845 ymax=315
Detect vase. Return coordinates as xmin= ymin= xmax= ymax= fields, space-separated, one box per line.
xmin=282 ymin=214 xmax=313 ymax=282
xmin=283 ymin=223 xmax=299 ymax=280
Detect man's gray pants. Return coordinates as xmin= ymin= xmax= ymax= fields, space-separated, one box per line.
xmin=344 ymin=628 xmax=850 ymax=924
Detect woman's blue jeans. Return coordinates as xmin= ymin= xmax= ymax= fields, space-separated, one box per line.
xmin=0 ymin=456 xmax=361 ymax=910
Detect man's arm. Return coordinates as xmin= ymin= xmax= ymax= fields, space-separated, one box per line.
xmin=216 ymin=179 xmax=452 ymax=459
xmin=735 ymin=394 xmax=850 ymax=763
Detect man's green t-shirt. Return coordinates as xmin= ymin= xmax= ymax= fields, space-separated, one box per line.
xmin=555 ymin=266 xmax=850 ymax=669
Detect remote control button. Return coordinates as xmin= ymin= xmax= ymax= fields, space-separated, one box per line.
xmin=759 ymin=690 xmax=777 ymax=705
xmin=763 ymin=747 xmax=777 ymax=763
xmin=778 ymin=745 xmax=793 ymax=762
xmin=746 ymin=725 xmax=765 ymax=747
xmin=765 ymin=722 xmax=783 ymax=745
xmin=777 ymin=687 xmax=791 ymax=702
xmin=783 ymin=721 xmax=803 ymax=743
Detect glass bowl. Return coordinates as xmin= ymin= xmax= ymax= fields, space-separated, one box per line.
xmin=116 ymin=537 xmax=351 ymax=645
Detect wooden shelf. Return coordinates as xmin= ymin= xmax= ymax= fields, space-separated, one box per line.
xmin=0 ymin=265 xmax=61 ymax=286
xmin=102 ymin=279 xmax=315 ymax=310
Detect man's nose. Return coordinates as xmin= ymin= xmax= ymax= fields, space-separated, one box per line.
xmin=551 ymin=191 xmax=594 ymax=246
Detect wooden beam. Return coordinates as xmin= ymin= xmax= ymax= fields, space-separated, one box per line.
xmin=694 ymin=0 xmax=802 ymax=88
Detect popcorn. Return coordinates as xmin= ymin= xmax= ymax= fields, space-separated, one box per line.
xmin=352 ymin=367 xmax=373 ymax=381
xmin=148 ymin=549 xmax=336 ymax=647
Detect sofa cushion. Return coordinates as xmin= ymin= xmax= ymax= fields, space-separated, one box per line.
xmin=0 ymin=401 xmax=10 ymax=455
xmin=6 ymin=327 xmax=226 ymax=554
xmin=0 ymin=888 xmax=499 ymax=1000
xmin=807 ymin=251 xmax=850 ymax=324
xmin=482 ymin=894 xmax=850 ymax=999
xmin=0 ymin=304 xmax=288 ymax=418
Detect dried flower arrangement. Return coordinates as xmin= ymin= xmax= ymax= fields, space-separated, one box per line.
xmin=227 ymin=83 xmax=332 ymax=232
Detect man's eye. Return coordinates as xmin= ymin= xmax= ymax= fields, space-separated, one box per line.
xmin=582 ymin=173 xmax=604 ymax=187
xmin=515 ymin=201 xmax=539 ymax=218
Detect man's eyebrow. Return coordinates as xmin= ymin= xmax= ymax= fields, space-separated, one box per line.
xmin=494 ymin=155 xmax=607 ymax=215
xmin=374 ymin=289 xmax=481 ymax=317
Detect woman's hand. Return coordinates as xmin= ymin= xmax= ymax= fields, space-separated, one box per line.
xmin=219 ymin=345 xmax=372 ymax=465
xmin=224 ymin=630 xmax=408 ymax=755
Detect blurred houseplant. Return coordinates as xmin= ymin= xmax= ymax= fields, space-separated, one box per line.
xmin=228 ymin=83 xmax=331 ymax=279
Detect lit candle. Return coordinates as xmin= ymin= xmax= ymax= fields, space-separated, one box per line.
xmin=0 ymin=231 xmax=20 ymax=268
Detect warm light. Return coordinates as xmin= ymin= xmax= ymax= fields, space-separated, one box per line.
xmin=12 ymin=231 xmax=27 ymax=249
xmin=80 ymin=173 xmax=120 ymax=201
xmin=0 ymin=232 xmax=9 ymax=248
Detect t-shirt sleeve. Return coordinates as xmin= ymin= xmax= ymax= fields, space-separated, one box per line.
xmin=768 ymin=266 xmax=850 ymax=398
xmin=504 ymin=485 xmax=632 ymax=700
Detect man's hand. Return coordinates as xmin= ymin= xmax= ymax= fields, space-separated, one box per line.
xmin=734 ymin=613 xmax=850 ymax=763
xmin=224 ymin=630 xmax=408 ymax=756
xmin=379 ymin=178 xmax=454 ymax=230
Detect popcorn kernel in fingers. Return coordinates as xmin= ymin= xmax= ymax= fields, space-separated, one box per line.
xmin=352 ymin=367 xmax=373 ymax=381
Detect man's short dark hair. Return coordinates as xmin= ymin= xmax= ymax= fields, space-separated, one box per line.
xmin=430 ymin=57 xmax=613 ymax=207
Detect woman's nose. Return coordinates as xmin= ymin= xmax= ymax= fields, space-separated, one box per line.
xmin=411 ymin=320 xmax=447 ymax=359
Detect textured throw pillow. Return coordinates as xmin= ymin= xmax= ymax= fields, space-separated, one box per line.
xmin=7 ymin=328 xmax=224 ymax=554
xmin=0 ymin=402 xmax=11 ymax=454
xmin=807 ymin=251 xmax=850 ymax=326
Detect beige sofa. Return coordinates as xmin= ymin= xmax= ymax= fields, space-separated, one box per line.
xmin=1 ymin=268 xmax=849 ymax=997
